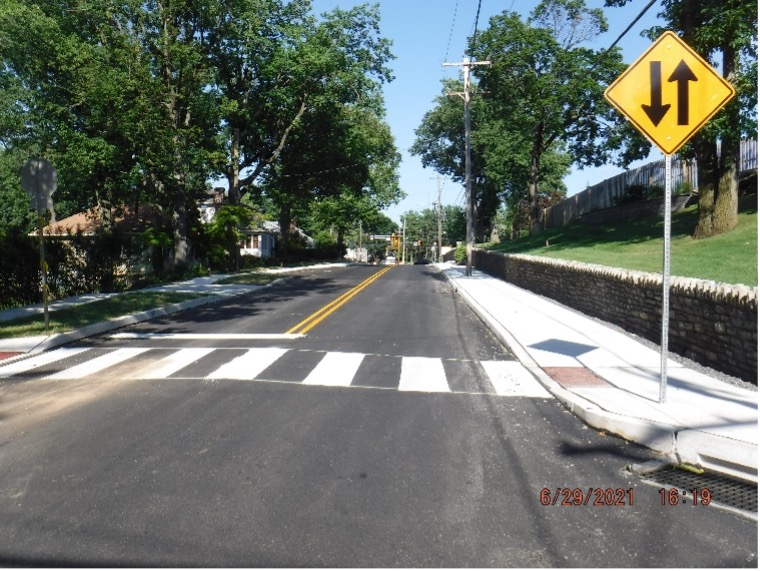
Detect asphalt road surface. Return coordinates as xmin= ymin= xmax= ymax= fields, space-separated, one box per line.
xmin=0 ymin=265 xmax=755 ymax=567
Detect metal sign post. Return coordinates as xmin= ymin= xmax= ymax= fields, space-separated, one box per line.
xmin=604 ymin=31 xmax=736 ymax=404
xmin=660 ymin=155 xmax=672 ymax=403
xmin=20 ymin=159 xmax=57 ymax=333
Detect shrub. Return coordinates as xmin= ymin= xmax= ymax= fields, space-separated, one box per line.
xmin=455 ymin=243 xmax=467 ymax=265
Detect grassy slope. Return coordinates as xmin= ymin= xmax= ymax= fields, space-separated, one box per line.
xmin=486 ymin=194 xmax=758 ymax=287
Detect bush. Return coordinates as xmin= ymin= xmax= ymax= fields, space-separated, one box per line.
xmin=675 ymin=182 xmax=693 ymax=196
xmin=0 ymin=230 xmax=40 ymax=309
xmin=455 ymin=243 xmax=467 ymax=265
xmin=0 ymin=227 xmax=152 ymax=309
xmin=240 ymin=255 xmax=267 ymax=270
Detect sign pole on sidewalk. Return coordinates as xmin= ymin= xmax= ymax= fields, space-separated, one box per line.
xmin=660 ymin=154 xmax=672 ymax=403
xmin=604 ymin=31 xmax=736 ymax=405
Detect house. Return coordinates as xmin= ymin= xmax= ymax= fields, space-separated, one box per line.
xmin=238 ymin=220 xmax=314 ymax=258
xmin=35 ymin=193 xmax=313 ymax=262
xmin=239 ymin=221 xmax=278 ymax=258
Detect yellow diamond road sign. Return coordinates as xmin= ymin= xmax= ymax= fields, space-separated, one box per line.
xmin=605 ymin=31 xmax=735 ymax=156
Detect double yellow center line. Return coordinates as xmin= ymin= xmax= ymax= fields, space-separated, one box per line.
xmin=286 ymin=266 xmax=394 ymax=335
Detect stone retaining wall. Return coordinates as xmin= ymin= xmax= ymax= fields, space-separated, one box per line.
xmin=473 ymin=250 xmax=758 ymax=383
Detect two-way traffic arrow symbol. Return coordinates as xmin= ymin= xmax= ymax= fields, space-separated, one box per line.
xmin=669 ymin=60 xmax=698 ymax=125
xmin=641 ymin=60 xmax=698 ymax=127
xmin=642 ymin=61 xmax=671 ymax=126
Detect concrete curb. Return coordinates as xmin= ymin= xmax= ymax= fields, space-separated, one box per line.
xmin=440 ymin=266 xmax=758 ymax=480
xmin=674 ymin=429 xmax=759 ymax=483
xmin=0 ymin=286 xmax=264 ymax=357
xmin=30 ymin=294 xmax=230 ymax=354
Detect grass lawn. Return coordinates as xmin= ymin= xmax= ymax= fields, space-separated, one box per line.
xmin=0 ymin=291 xmax=207 ymax=338
xmin=487 ymin=194 xmax=758 ymax=287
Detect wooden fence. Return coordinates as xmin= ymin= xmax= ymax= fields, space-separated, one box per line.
xmin=544 ymin=139 xmax=757 ymax=229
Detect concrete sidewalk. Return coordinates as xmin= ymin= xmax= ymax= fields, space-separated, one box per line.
xmin=440 ymin=263 xmax=758 ymax=484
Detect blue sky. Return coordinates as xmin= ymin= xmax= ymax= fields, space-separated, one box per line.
xmin=311 ymin=0 xmax=665 ymax=224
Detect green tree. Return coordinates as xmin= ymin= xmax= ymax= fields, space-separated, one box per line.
xmin=0 ymin=1 xmax=142 ymax=222
xmin=260 ymin=5 xmax=399 ymax=253
xmin=401 ymin=209 xmax=437 ymax=250
xmin=206 ymin=0 xmax=314 ymax=205
xmin=0 ymin=0 xmax=218 ymax=269
xmin=606 ymin=0 xmax=757 ymax=238
xmin=471 ymin=0 xmax=650 ymax=233
xmin=0 ymin=148 xmax=35 ymax=232
xmin=0 ymin=0 xmax=400 ymax=276
xmin=411 ymin=80 xmax=508 ymax=241
xmin=443 ymin=204 xmax=466 ymax=245
xmin=137 ymin=0 xmax=221 ymax=268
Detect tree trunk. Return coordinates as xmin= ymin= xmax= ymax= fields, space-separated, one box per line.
xmin=692 ymin=136 xmax=719 ymax=239
xmin=278 ymin=202 xmax=292 ymax=259
xmin=712 ymin=44 xmax=740 ymax=235
xmin=529 ymin=150 xmax=542 ymax=234
xmin=172 ymin=191 xmax=189 ymax=270
xmin=713 ymin=160 xmax=739 ymax=235
xmin=228 ymin=126 xmax=241 ymax=205
xmin=529 ymin=124 xmax=544 ymax=235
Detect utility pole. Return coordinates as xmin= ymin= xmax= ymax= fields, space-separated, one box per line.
xmin=401 ymin=215 xmax=406 ymax=264
xmin=430 ymin=175 xmax=444 ymax=263
xmin=443 ymin=56 xmax=490 ymax=277
xmin=358 ymin=220 xmax=363 ymax=262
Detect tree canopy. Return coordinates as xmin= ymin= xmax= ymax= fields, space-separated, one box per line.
xmin=413 ymin=0 xmax=651 ymax=236
xmin=0 ymin=0 xmax=402 ymax=267
xmin=605 ymin=0 xmax=757 ymax=238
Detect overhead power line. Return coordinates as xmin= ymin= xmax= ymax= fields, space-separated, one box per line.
xmin=443 ymin=0 xmax=459 ymax=64
xmin=275 ymin=162 xmax=365 ymax=179
xmin=468 ymin=0 xmax=484 ymax=55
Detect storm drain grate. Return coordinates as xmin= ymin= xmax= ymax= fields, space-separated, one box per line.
xmin=643 ymin=465 xmax=757 ymax=514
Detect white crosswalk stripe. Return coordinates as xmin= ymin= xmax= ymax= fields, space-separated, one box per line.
xmin=479 ymin=360 xmax=552 ymax=397
xmin=0 ymin=347 xmax=553 ymax=398
xmin=206 ymin=347 xmax=288 ymax=380
xmin=45 ymin=347 xmax=150 ymax=380
xmin=302 ymin=352 xmax=365 ymax=387
xmin=130 ymin=348 xmax=215 ymax=380
xmin=0 ymin=347 xmax=89 ymax=378
xmin=399 ymin=356 xmax=450 ymax=393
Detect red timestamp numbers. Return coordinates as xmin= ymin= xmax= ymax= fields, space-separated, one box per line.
xmin=659 ymin=487 xmax=712 ymax=506
xmin=539 ymin=487 xmax=635 ymax=507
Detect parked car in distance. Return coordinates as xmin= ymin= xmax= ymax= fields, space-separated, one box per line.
xmin=384 ymin=256 xmax=397 ymax=265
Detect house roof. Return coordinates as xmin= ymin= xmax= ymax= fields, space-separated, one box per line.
xmin=36 ymin=204 xmax=161 ymax=237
